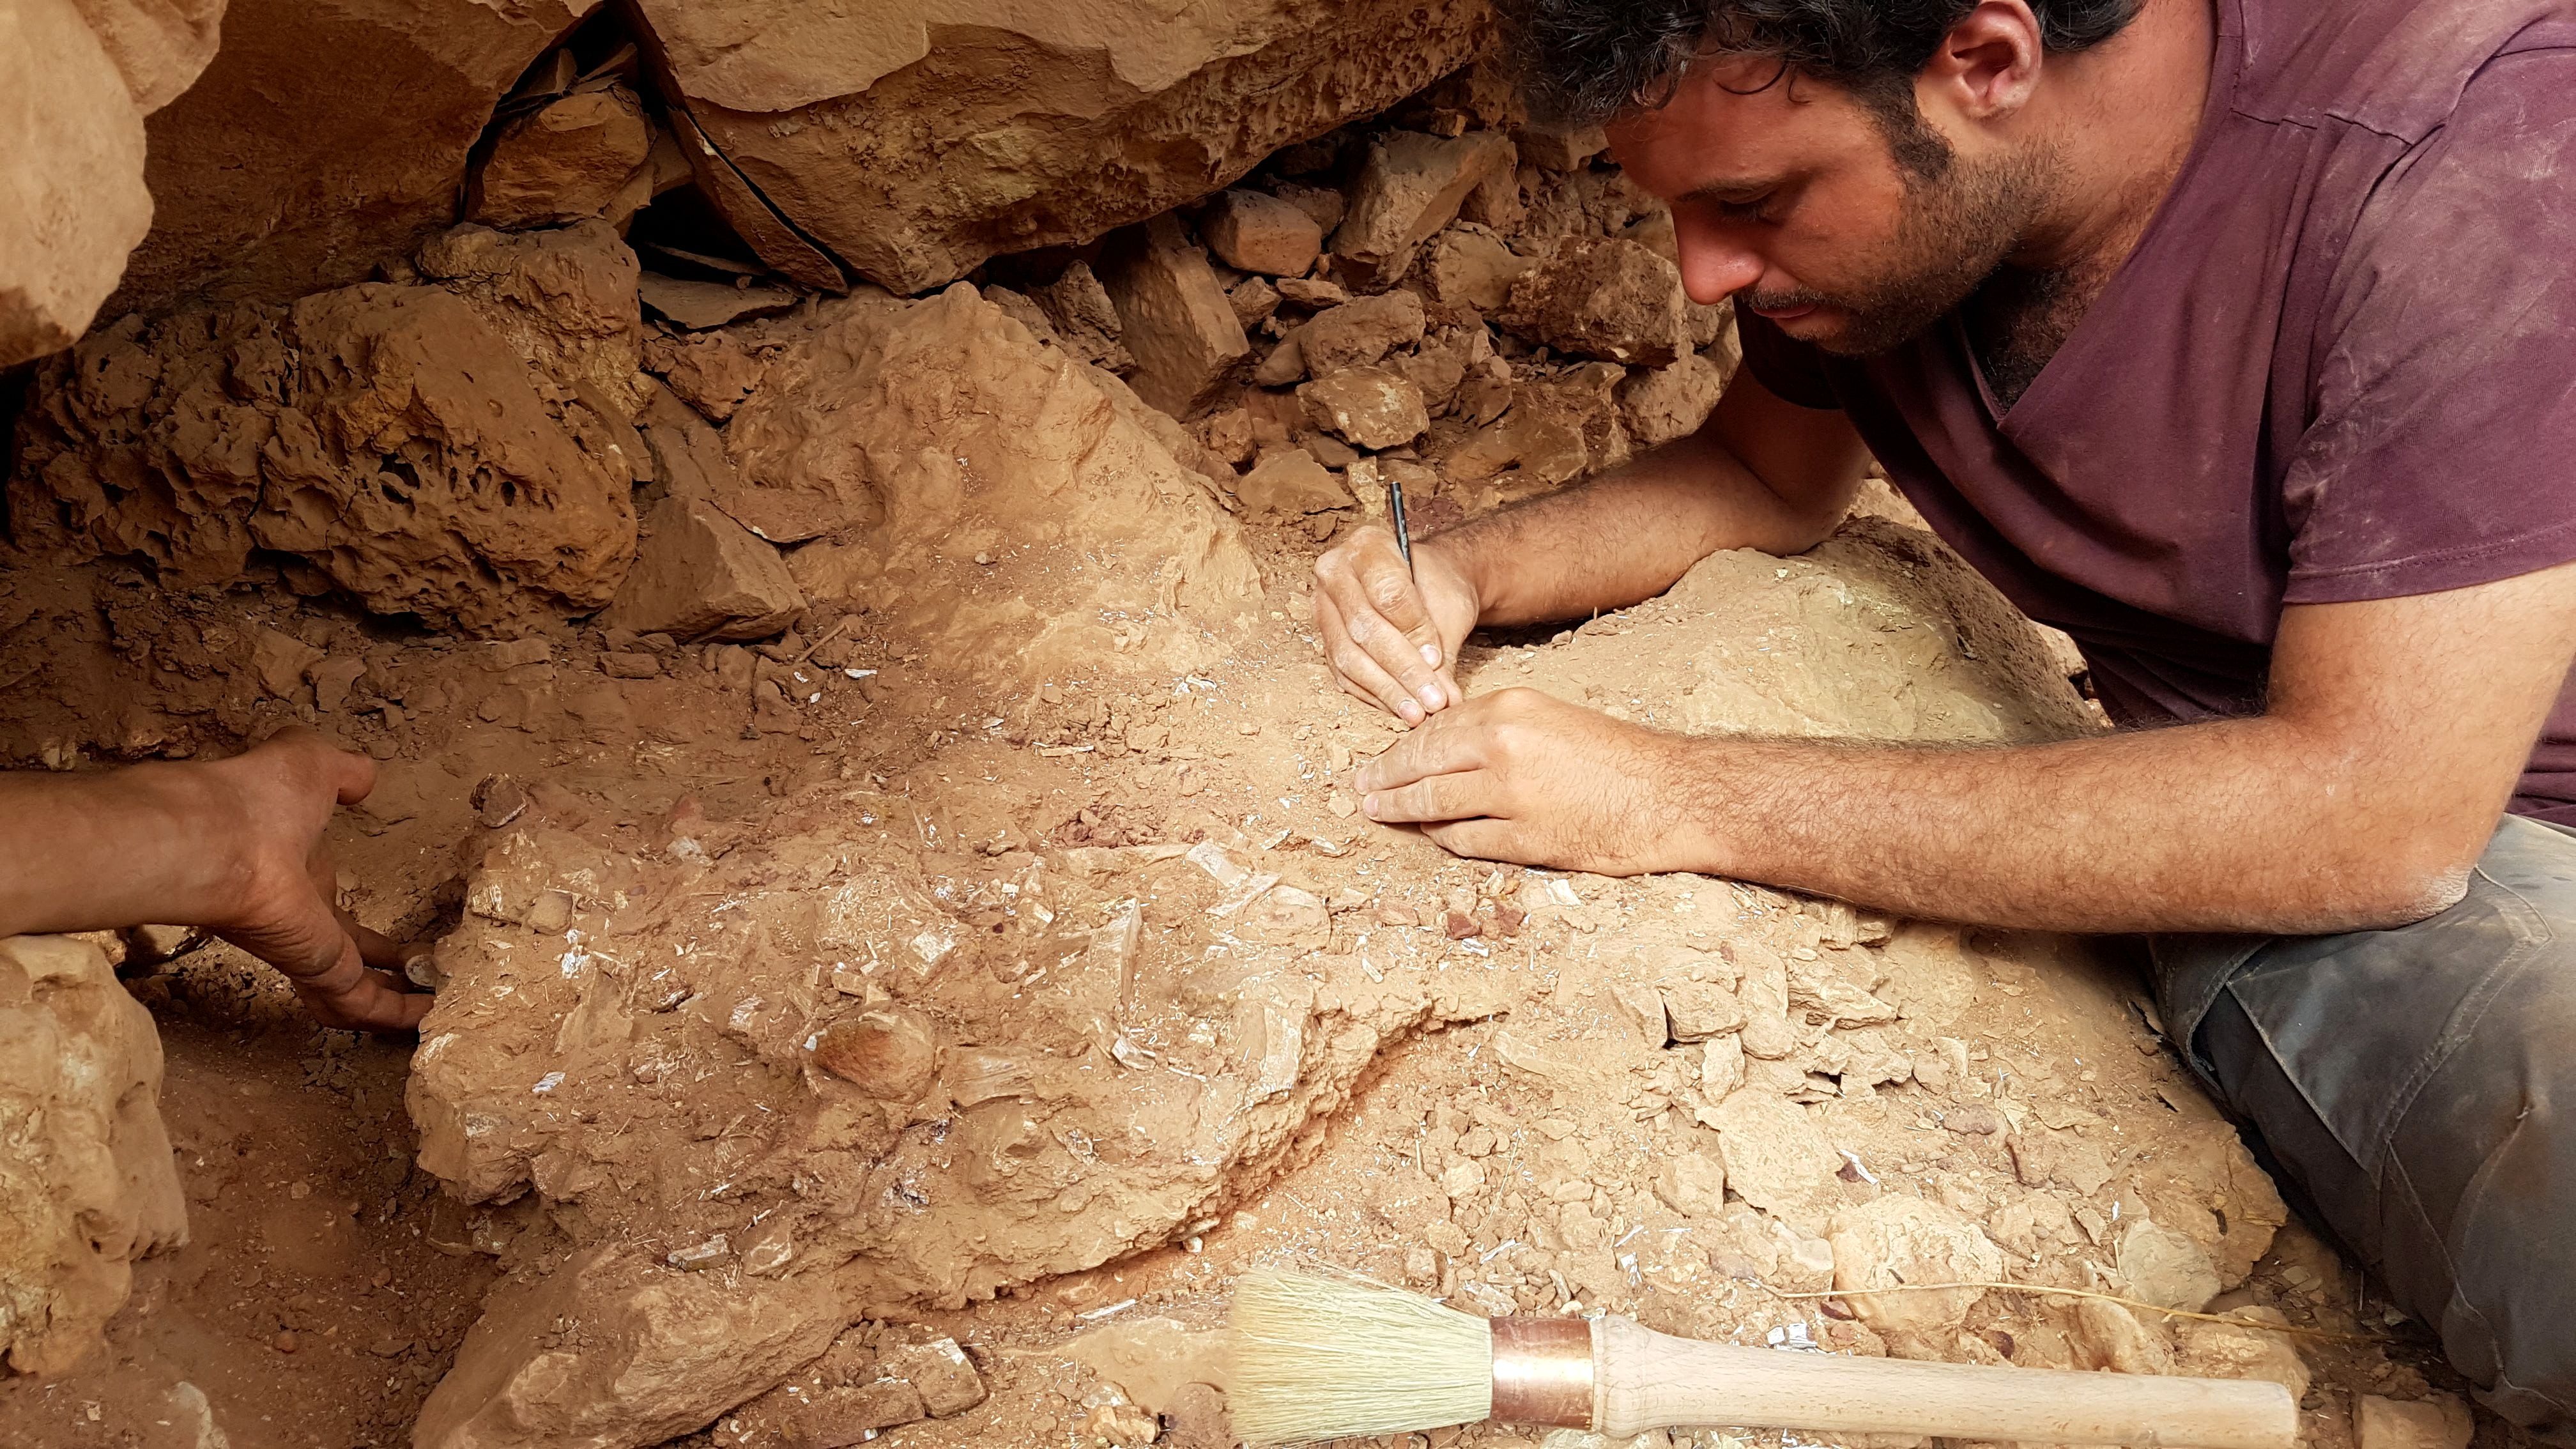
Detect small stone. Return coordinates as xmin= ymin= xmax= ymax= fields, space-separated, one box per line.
xmin=811 ymin=1009 xmax=940 ymax=1101
xmin=1201 ymin=188 xmax=1324 ymax=277
xmin=273 ymin=1331 xmax=298 ymax=1354
xmin=469 ymin=86 xmax=654 ymax=229
xmin=2357 ymin=1394 xmax=2472 ymax=1449
xmin=307 ymin=656 xmax=366 ymax=712
xmin=1265 ymin=179 xmax=1347 ymax=235
xmin=1193 ymin=406 xmax=1257 ymax=467
xmin=603 ymin=494 xmax=804 ymax=643
xmin=2069 ymin=1298 xmax=2175 ymax=1375
xmin=2116 ymin=1218 xmax=2223 ymax=1312
xmin=1233 ymin=450 xmax=1352 ymax=519
xmin=1228 ymin=275 xmax=1281 ymax=330
xmin=1332 ymin=130 xmax=1516 ymax=277
xmin=883 ymin=1336 xmax=986 ymax=1418
xmin=1652 ymin=1148 xmax=1727 ymax=1217
xmin=1620 ymin=353 xmax=1727 ymax=449
xmin=1829 ymin=1196 xmax=2006 ymax=1337
xmin=1942 ymin=1104 xmax=2006 ymax=1137
xmin=1029 ymin=261 xmax=1133 ymax=373
xmin=1609 ymin=981 xmax=1667 ymax=1046
xmin=1298 ymin=367 xmax=1429 ymax=449
xmin=1498 ymin=236 xmax=1689 ymax=366
xmin=1515 ymin=119 xmax=1609 ymax=172
xmin=1275 ymin=276 xmax=1350 ymax=309
xmin=1662 ymin=982 xmax=1744 ymax=1043
xmin=474 ymin=774 xmax=529 ymax=829
xmin=1300 ymin=291 xmax=1428 ymax=374
xmin=602 ymin=652 xmax=663 ymax=679
xmin=2176 ymin=1308 xmax=2310 ymax=1404
xmin=1443 ymin=910 xmax=1482 ymax=940
xmin=1424 ymin=1220 xmax=1471 ymax=1256
xmin=251 ymin=628 xmax=326 ymax=700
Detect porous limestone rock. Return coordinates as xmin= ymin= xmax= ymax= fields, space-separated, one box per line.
xmin=8 ymin=229 xmax=643 ymax=634
xmin=723 ymin=284 xmax=1261 ymax=679
xmin=1298 ymin=291 xmax=1428 ymax=376
xmin=0 ymin=935 xmax=187 ymax=1377
xmin=468 ymin=86 xmax=657 ymax=231
xmin=1499 ymin=237 xmax=1689 ymax=366
xmin=0 ymin=0 xmax=225 ymax=367
xmin=1828 ymin=1195 xmax=2005 ymax=1344
xmin=110 ymin=0 xmax=595 ymax=315
xmin=632 ymin=0 xmax=1488 ymax=295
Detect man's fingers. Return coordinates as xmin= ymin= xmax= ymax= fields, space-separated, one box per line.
xmin=300 ymin=968 xmax=431 ymax=1034
xmin=1357 ymin=724 xmax=1488 ymax=792
xmin=342 ymin=912 xmax=406 ymax=971
xmin=1420 ymin=818 xmax=1521 ymax=863
xmin=1317 ymin=592 xmax=1427 ymax=724
xmin=1361 ymin=769 xmax=1496 ymax=824
xmin=1315 ymin=540 xmax=1448 ymax=716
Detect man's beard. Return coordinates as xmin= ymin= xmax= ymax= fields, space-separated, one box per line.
xmin=1746 ymin=141 xmax=2057 ymax=358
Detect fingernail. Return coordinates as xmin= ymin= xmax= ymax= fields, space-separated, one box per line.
xmin=1420 ymin=643 xmax=1442 ymax=666
xmin=1416 ymin=685 xmax=1442 ymax=709
xmin=1362 ymin=793 xmax=1381 ymax=818
xmin=1397 ymin=700 xmax=1423 ymax=724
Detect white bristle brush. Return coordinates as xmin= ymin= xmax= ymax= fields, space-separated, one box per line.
xmin=1228 ymin=1271 xmax=2297 ymax=1449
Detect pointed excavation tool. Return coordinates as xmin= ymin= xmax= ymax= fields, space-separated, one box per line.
xmin=1228 ymin=1271 xmax=2299 ymax=1449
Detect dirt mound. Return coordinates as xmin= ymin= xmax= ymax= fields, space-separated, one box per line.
xmin=727 ymin=284 xmax=1262 ymax=680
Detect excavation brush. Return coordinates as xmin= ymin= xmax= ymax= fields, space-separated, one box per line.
xmin=1227 ymin=1271 xmax=2298 ymax=1448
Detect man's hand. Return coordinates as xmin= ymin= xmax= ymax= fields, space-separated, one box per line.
xmin=1354 ymin=688 xmax=1715 ymax=875
xmin=1312 ymin=526 xmax=1481 ymax=725
xmin=199 ymin=732 xmax=431 ymax=1033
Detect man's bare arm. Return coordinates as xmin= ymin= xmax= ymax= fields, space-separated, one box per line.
xmin=1312 ymin=371 xmax=1870 ymax=721
xmin=1359 ymin=563 xmax=2576 ymax=935
xmin=0 ymin=732 xmax=429 ymax=1031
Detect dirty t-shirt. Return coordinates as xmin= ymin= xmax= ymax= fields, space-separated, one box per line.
xmin=1738 ymin=0 xmax=2576 ymax=823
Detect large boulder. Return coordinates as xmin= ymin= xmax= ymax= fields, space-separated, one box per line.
xmin=8 ymin=226 xmax=645 ymax=634
xmin=0 ymin=935 xmax=187 ymax=1377
xmin=0 ymin=0 xmax=225 ymax=367
xmin=107 ymin=0 xmax=597 ymax=316
xmin=630 ymin=0 xmax=1489 ymax=295
xmin=723 ymin=284 xmax=1262 ymax=679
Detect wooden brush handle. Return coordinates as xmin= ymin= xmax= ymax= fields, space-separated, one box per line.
xmin=1593 ymin=1317 xmax=2298 ymax=1448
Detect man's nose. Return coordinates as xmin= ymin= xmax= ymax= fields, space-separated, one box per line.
xmin=1674 ymin=220 xmax=1765 ymax=305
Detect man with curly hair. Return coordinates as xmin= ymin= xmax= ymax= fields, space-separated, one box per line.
xmin=1314 ymin=0 xmax=2576 ymax=1424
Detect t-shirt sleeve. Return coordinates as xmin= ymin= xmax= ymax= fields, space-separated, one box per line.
xmin=2280 ymin=44 xmax=2576 ymax=604
xmin=1735 ymin=309 xmax=1846 ymax=411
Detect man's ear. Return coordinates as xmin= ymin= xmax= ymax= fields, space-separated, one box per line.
xmin=1919 ymin=0 xmax=2046 ymax=123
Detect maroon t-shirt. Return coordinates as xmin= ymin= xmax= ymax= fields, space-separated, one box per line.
xmin=1741 ymin=0 xmax=2576 ymax=824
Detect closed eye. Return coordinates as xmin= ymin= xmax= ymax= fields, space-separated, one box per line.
xmin=1714 ymin=195 xmax=1773 ymax=222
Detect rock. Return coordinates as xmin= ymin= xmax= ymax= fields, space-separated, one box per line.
xmin=1425 ymin=226 xmax=1534 ymax=312
xmin=1100 ymin=215 xmax=1250 ymax=418
xmin=644 ymin=332 xmax=767 ymax=422
xmin=1275 ymin=275 xmax=1351 ymax=309
xmin=0 ymin=935 xmax=188 ymax=1376
xmin=309 ymin=656 xmax=367 ymax=712
xmin=1229 ymin=276 xmax=1282 ymax=330
xmin=1331 ymin=129 xmax=1516 ymax=279
xmin=414 ymin=1248 xmax=849 ymax=1449
xmin=1202 ymin=189 xmax=1323 ymax=277
xmin=728 ymin=286 xmax=1260 ymax=680
xmin=469 ymin=86 xmax=656 ymax=229
xmin=1234 ymin=450 xmax=1353 ymax=519
xmin=10 ymin=259 xmax=640 ymax=633
xmin=1661 ymin=981 xmax=1744 ymax=1043
xmin=111 ymin=0 xmax=590 ymax=317
xmin=1029 ymin=261 xmax=1135 ymax=374
xmin=1652 ymin=1146 xmax=1728 ymax=1218
xmin=1699 ymin=1033 xmax=1745 ymax=1096
xmin=1252 ymin=335 xmax=1307 ymax=387
xmin=250 ymin=628 xmax=326 ymax=700
xmin=1828 ymin=1196 xmax=2004 ymax=1340
xmin=1266 ymin=180 xmax=1348 ymax=236
xmin=0 ymin=0 xmax=212 ymax=367
xmin=2176 ymin=1308 xmax=2310 ymax=1404
xmin=882 ymin=1337 xmax=987 ymax=1417
xmin=2069 ymin=1298 xmax=2175 ymax=1375
xmin=636 ymin=0 xmax=1488 ymax=295
xmin=1298 ymin=368 xmax=1429 ymax=450
xmin=810 ymin=1010 xmax=940 ymax=1101
xmin=1301 ymin=291 xmax=1427 ymax=374
xmin=2357 ymin=1395 xmax=2472 ymax=1449
xmin=1701 ymin=1089 xmax=1839 ymax=1221
xmin=1621 ymin=353 xmax=1727 ymax=449
xmin=1609 ymin=981 xmax=1667 ymax=1046
xmin=1517 ymin=119 xmax=1609 ymax=172
xmin=639 ymin=275 xmax=800 ymax=332
xmin=413 ymin=222 xmax=652 ymax=422
xmin=602 ymin=495 xmax=804 ymax=643
xmin=1195 ymin=408 xmax=1257 ymax=468
xmin=2115 ymin=1218 xmax=2223 ymax=1312
xmin=1735 ymin=946 xmax=1798 ymax=1060
xmin=1500 ymin=238 xmax=1689 ymax=366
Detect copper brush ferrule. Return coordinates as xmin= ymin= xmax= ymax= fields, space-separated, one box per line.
xmin=1487 ymin=1315 xmax=1595 ymax=1429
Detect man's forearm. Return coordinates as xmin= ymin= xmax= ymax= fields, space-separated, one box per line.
xmin=1669 ymin=717 xmax=2492 ymax=935
xmin=0 ymin=767 xmax=247 ymax=939
xmin=1434 ymin=429 xmax=1850 ymax=627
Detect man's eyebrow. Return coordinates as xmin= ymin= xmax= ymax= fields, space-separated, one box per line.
xmin=1681 ymin=174 xmax=1783 ymax=200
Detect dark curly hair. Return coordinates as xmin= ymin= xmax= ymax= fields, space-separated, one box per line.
xmin=1501 ymin=0 xmax=2143 ymax=125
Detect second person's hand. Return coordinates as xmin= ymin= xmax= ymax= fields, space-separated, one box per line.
xmin=1312 ymin=526 xmax=1482 ymax=724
